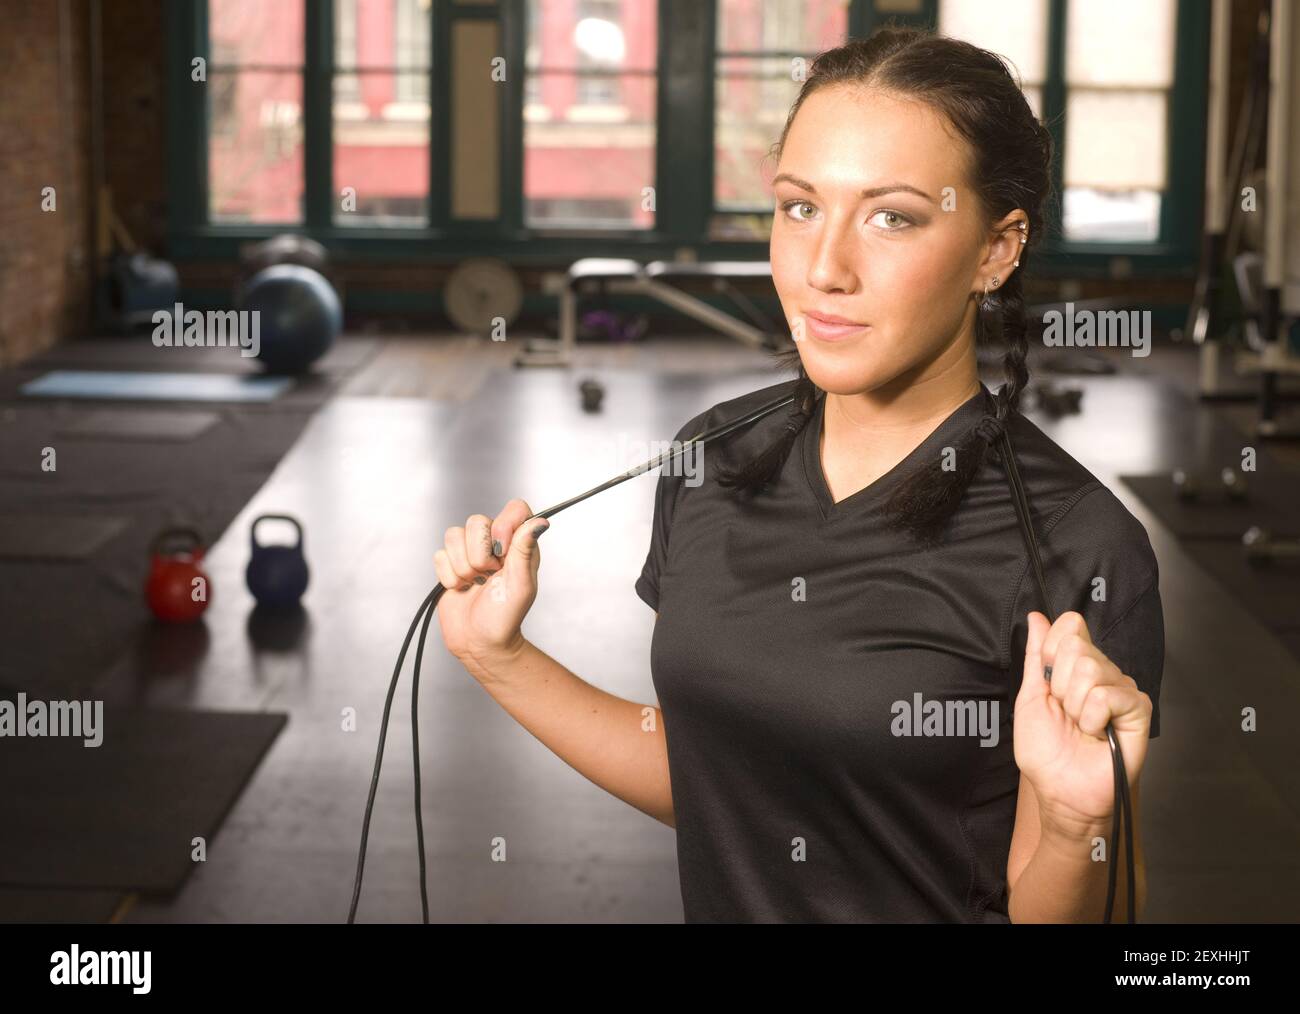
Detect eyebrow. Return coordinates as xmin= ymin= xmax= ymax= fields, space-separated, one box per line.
xmin=771 ymin=173 xmax=934 ymax=202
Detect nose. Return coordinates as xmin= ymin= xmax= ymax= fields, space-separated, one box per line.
xmin=804 ymin=213 xmax=860 ymax=294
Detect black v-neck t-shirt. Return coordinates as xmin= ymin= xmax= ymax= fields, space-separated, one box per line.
xmin=636 ymin=378 xmax=1164 ymax=923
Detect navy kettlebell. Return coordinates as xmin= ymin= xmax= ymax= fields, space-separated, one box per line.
xmin=246 ymin=514 xmax=310 ymax=608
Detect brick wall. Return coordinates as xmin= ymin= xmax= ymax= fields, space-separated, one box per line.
xmin=0 ymin=0 xmax=93 ymax=366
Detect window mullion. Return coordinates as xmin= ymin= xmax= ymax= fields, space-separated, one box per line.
xmin=304 ymin=0 xmax=334 ymax=231
xmin=501 ymin=0 xmax=524 ymax=235
xmin=1043 ymin=0 xmax=1067 ymax=244
xmin=431 ymin=0 xmax=453 ymax=229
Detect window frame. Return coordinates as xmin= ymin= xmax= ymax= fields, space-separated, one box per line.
xmin=167 ymin=0 xmax=1207 ymax=277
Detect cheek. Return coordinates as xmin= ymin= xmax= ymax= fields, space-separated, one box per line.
xmin=868 ymin=233 xmax=975 ymax=351
xmin=876 ymin=235 xmax=969 ymax=318
xmin=768 ymin=239 xmax=800 ymax=313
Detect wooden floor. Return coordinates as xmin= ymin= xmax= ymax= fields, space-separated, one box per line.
xmin=337 ymin=331 xmax=796 ymax=400
xmin=85 ymin=332 xmax=1300 ymax=923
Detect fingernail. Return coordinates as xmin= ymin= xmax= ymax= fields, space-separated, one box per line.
xmin=475 ymin=576 xmax=486 ymax=585
xmin=492 ymin=539 xmax=503 ymax=557
xmin=532 ymin=524 xmax=548 ymax=539
xmin=1043 ymin=665 xmax=1053 ymax=683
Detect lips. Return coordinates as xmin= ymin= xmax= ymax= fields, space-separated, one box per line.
xmin=802 ymin=310 xmax=869 ymax=341
xmin=806 ymin=310 xmax=867 ymax=326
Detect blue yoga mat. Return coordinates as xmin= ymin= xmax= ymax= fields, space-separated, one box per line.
xmin=21 ymin=371 xmax=293 ymax=402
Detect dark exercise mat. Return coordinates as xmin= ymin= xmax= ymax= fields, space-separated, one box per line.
xmin=1279 ymin=629 xmax=1300 ymax=660
xmin=1120 ymin=472 xmax=1300 ymax=540
xmin=0 ymin=514 xmax=129 ymax=561
xmin=0 ymin=338 xmax=380 ymax=413
xmin=1123 ymin=469 xmax=1300 ymax=664
xmin=0 ymin=707 xmax=287 ymax=892
xmin=31 ymin=334 xmax=378 ymax=375
xmin=0 ymin=887 xmax=125 ymax=924
xmin=1176 ymin=540 xmax=1300 ymax=634
xmin=54 ymin=408 xmax=220 ymax=442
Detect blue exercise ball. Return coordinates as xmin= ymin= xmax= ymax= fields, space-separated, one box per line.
xmin=242 ymin=264 xmax=342 ymax=374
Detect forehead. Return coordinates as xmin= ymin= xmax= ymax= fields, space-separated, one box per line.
xmin=778 ymin=84 xmax=970 ymax=194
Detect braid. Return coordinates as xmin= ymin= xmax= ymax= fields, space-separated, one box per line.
xmin=989 ymin=271 xmax=1030 ymax=424
xmin=712 ymin=346 xmax=819 ymax=494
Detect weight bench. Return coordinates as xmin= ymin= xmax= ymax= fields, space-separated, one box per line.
xmin=514 ymin=258 xmax=790 ymax=367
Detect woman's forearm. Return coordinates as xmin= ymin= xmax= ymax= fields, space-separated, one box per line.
xmin=1008 ymin=797 xmax=1146 ymax=923
xmin=459 ymin=639 xmax=676 ymax=828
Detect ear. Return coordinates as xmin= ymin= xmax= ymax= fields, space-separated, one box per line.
xmin=974 ymin=210 xmax=1029 ymax=298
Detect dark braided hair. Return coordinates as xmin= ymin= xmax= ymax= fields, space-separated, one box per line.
xmin=714 ymin=25 xmax=1054 ymax=546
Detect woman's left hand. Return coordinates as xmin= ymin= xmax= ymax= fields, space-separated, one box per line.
xmin=1013 ymin=610 xmax=1153 ymax=841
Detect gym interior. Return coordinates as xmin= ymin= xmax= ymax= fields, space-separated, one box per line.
xmin=1 ymin=0 xmax=1298 ymax=930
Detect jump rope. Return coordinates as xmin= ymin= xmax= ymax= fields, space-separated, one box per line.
xmin=346 ymin=387 xmax=1135 ymax=924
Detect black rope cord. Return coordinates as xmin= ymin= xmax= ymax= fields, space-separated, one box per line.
xmin=995 ymin=419 xmax=1135 ymax=924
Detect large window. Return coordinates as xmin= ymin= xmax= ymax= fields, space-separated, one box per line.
xmin=522 ymin=0 xmax=660 ymax=230
xmin=207 ymin=0 xmax=305 ymax=224
xmin=177 ymin=1 xmax=1204 ymax=267
xmin=937 ymin=0 xmax=1046 ymax=118
xmin=713 ymin=0 xmax=847 ymax=238
xmin=1061 ymin=0 xmax=1175 ymax=242
xmin=331 ymin=0 xmax=432 ymax=227
xmin=940 ymin=0 xmax=1178 ymax=244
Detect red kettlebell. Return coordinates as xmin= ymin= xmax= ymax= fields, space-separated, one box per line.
xmin=145 ymin=527 xmax=211 ymax=623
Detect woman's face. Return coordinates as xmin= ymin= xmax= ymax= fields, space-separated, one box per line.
xmin=769 ymin=84 xmax=996 ymax=398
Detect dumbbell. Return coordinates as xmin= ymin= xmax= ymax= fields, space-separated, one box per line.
xmin=1172 ymin=468 xmax=1199 ymax=501
xmin=1220 ymin=467 xmax=1249 ymax=501
xmin=579 ymin=378 xmax=605 ymax=413
xmin=1242 ymin=525 xmax=1300 ymax=566
xmin=1036 ymin=383 xmax=1084 ymax=418
xmin=1173 ymin=467 xmax=1249 ymax=503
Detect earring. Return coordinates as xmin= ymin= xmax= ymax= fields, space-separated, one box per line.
xmin=980 ymin=279 xmax=996 ymax=314
xmin=1011 ymin=222 xmax=1027 ymax=271
xmin=981 ymin=277 xmax=998 ymax=308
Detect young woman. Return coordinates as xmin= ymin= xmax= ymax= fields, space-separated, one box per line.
xmin=434 ymin=27 xmax=1163 ymax=924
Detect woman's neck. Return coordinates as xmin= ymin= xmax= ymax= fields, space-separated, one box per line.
xmin=817 ymin=368 xmax=982 ymax=503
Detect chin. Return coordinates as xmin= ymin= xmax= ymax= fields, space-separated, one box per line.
xmin=797 ymin=346 xmax=901 ymax=398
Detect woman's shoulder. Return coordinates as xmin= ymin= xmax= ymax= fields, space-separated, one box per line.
xmin=1004 ymin=411 xmax=1159 ymax=580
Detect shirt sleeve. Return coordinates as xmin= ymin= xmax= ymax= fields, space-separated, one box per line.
xmin=1007 ymin=483 xmax=1165 ymax=739
xmin=635 ymin=410 xmax=708 ymax=612
xmin=1092 ymin=572 xmax=1164 ymax=739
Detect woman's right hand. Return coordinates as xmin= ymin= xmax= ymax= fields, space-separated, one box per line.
xmin=433 ymin=498 xmax=549 ymax=671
